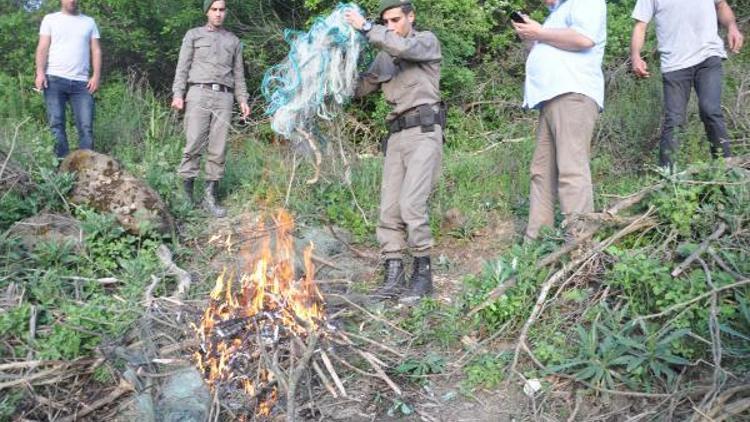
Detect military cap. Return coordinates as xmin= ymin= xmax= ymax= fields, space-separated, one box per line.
xmin=204 ymin=0 xmax=218 ymax=12
xmin=378 ymin=0 xmax=412 ymax=18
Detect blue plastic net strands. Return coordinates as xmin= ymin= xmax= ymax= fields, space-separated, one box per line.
xmin=262 ymin=3 xmax=365 ymax=146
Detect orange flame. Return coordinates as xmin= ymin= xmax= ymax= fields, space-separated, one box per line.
xmin=194 ymin=209 xmax=324 ymax=417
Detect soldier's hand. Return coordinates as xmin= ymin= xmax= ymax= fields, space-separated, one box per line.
xmin=631 ymin=55 xmax=650 ymax=78
xmin=344 ymin=10 xmax=365 ymax=30
xmin=240 ymin=102 xmax=250 ymax=119
xmin=727 ymin=26 xmax=744 ymax=54
xmin=171 ymin=97 xmax=184 ymax=111
xmin=34 ymin=73 xmax=47 ymax=91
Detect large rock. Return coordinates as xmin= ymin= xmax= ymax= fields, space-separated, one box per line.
xmin=60 ymin=150 xmax=174 ymax=235
xmin=156 ymin=368 xmax=211 ymax=422
xmin=8 ymin=213 xmax=84 ymax=252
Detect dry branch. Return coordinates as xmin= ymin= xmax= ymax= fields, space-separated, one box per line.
xmin=319 ymin=351 xmax=347 ymax=398
xmin=469 ymin=181 xmax=667 ymax=318
xmin=156 ymin=244 xmax=192 ymax=299
xmin=57 ymin=378 xmax=134 ymax=422
xmin=671 ymin=223 xmax=728 ymax=277
xmin=512 ymin=211 xmax=656 ymax=372
xmin=634 ymin=279 xmax=750 ymax=323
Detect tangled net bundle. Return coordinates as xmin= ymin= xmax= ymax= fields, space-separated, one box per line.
xmin=262 ymin=3 xmax=365 ymax=146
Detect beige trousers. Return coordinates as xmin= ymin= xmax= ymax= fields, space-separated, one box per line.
xmin=177 ymin=85 xmax=234 ymax=181
xmin=526 ymin=93 xmax=599 ymax=239
xmin=377 ymin=125 xmax=443 ymax=259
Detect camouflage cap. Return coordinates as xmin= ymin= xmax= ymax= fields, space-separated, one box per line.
xmin=378 ymin=0 xmax=412 ymax=18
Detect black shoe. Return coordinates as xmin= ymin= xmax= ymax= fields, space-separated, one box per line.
xmin=183 ymin=178 xmax=195 ymax=204
xmin=203 ymin=181 xmax=227 ymax=218
xmin=374 ymin=259 xmax=406 ymax=299
xmin=400 ymin=256 xmax=433 ymax=303
xmin=720 ymin=139 xmax=732 ymax=159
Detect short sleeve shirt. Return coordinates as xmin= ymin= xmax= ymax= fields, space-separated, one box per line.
xmin=40 ymin=12 xmax=100 ymax=81
xmin=523 ymin=0 xmax=607 ymax=110
xmin=632 ymin=0 xmax=726 ymax=73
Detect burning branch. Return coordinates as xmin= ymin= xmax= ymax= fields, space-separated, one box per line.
xmin=193 ymin=209 xmax=402 ymax=420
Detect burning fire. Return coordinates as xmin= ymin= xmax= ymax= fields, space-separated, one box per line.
xmin=193 ymin=209 xmax=325 ymax=416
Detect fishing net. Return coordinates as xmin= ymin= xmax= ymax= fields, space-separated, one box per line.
xmin=262 ymin=3 xmax=366 ymax=157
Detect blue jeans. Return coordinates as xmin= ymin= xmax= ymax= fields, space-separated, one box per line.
xmin=660 ymin=56 xmax=731 ymax=167
xmin=44 ymin=75 xmax=95 ymax=158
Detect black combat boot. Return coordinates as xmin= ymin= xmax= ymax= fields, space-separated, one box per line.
xmin=183 ymin=178 xmax=195 ymax=204
xmin=203 ymin=181 xmax=227 ymax=218
xmin=374 ymin=259 xmax=406 ymax=299
xmin=400 ymin=256 xmax=433 ymax=303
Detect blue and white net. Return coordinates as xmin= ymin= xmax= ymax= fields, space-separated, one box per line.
xmin=262 ymin=3 xmax=366 ymax=145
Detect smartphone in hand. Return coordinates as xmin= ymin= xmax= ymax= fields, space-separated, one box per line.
xmin=510 ymin=11 xmax=526 ymax=23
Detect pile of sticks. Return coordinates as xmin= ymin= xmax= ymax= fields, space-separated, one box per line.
xmin=471 ymin=155 xmax=750 ymax=420
xmin=195 ymin=293 xmax=404 ymax=421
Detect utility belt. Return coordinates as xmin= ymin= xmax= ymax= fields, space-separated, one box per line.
xmin=387 ymin=102 xmax=446 ymax=135
xmin=190 ymin=82 xmax=232 ymax=93
xmin=381 ymin=102 xmax=446 ymax=155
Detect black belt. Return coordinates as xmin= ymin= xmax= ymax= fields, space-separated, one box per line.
xmin=388 ymin=103 xmax=446 ymax=134
xmin=191 ymin=83 xmax=232 ymax=93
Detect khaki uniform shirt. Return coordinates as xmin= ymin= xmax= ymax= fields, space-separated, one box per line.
xmin=355 ymin=26 xmax=441 ymax=121
xmin=172 ymin=26 xmax=249 ymax=104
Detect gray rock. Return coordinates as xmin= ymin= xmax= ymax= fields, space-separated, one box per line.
xmin=7 ymin=213 xmax=83 ymax=252
xmin=157 ymin=368 xmax=211 ymax=422
xmin=60 ymin=150 xmax=174 ymax=235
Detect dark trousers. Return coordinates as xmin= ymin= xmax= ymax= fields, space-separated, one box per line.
xmin=44 ymin=75 xmax=95 ymax=158
xmin=660 ymin=56 xmax=731 ymax=167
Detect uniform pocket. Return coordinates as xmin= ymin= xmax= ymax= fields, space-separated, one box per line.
xmin=193 ymin=39 xmax=213 ymax=60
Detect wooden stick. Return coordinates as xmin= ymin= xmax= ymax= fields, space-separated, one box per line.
xmin=311 ymin=254 xmax=342 ymax=271
xmin=319 ymin=351 xmax=347 ymax=398
xmin=286 ymin=333 xmax=319 ymax=422
xmin=156 ymin=243 xmax=192 ymax=299
xmin=296 ymin=128 xmax=322 ymax=185
xmin=326 ymin=225 xmax=378 ymax=261
xmin=326 ymin=293 xmax=412 ymax=337
xmin=0 ymin=118 xmax=29 ymax=181
xmin=311 ymin=360 xmax=338 ymax=398
xmin=0 ymin=360 xmax=70 ymax=371
xmin=634 ymin=279 xmax=750 ymax=322
xmin=715 ymin=398 xmax=750 ymax=422
xmin=143 ymin=274 xmax=162 ymax=306
xmin=470 ymin=185 xmax=663 ymax=318
xmin=0 ymin=366 xmax=65 ymax=390
xmin=337 ymin=331 xmax=405 ymax=358
xmin=512 ymin=213 xmax=656 ymax=371
xmin=466 ymin=277 xmax=518 ymax=318
xmin=58 ymin=378 xmax=134 ymax=422
xmin=671 ymin=223 xmax=727 ymax=277
xmin=354 ymin=350 xmax=402 ymax=396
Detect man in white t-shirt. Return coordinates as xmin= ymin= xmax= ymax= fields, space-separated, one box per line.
xmin=35 ymin=0 xmax=102 ymax=158
xmin=513 ymin=0 xmax=607 ymax=241
xmin=631 ymin=0 xmax=744 ymax=169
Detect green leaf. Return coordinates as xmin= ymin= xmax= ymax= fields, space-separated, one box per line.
xmin=574 ymin=365 xmax=598 ymax=381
